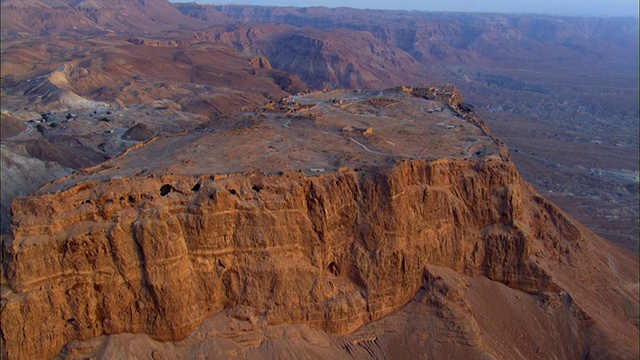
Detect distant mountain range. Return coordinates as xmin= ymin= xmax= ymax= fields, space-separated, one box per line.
xmin=3 ymin=1 xmax=637 ymax=89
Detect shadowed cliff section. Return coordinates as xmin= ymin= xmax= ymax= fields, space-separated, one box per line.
xmin=26 ymin=137 xmax=107 ymax=169
xmin=122 ymin=123 xmax=156 ymax=142
xmin=217 ymin=25 xmax=428 ymax=90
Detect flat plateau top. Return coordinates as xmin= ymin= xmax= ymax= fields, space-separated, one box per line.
xmin=39 ymin=87 xmax=502 ymax=192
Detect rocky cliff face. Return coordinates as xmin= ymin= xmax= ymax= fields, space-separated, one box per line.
xmin=217 ymin=25 xmax=428 ymax=90
xmin=210 ymin=5 xmax=639 ymax=68
xmin=3 ymin=154 xmax=636 ymax=359
xmin=1 ymin=87 xmax=637 ymax=359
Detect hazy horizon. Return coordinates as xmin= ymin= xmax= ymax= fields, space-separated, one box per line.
xmin=170 ymin=0 xmax=639 ymax=17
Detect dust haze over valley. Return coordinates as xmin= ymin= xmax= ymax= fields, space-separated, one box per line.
xmin=0 ymin=0 xmax=638 ymax=359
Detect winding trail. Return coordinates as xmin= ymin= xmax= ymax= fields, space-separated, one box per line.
xmin=13 ymin=121 xmax=35 ymax=139
xmin=348 ymin=138 xmax=393 ymax=157
xmin=463 ymin=138 xmax=480 ymax=158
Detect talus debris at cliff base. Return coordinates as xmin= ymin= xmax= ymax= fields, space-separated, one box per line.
xmin=1 ymin=86 xmax=638 ymax=359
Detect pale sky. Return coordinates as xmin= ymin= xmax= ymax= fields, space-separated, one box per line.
xmin=171 ymin=0 xmax=639 ymax=17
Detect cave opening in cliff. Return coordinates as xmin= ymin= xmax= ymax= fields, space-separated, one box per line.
xmin=191 ymin=183 xmax=201 ymax=192
xmin=160 ymin=184 xmax=173 ymax=196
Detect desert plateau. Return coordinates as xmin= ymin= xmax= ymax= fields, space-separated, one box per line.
xmin=0 ymin=0 xmax=638 ymax=359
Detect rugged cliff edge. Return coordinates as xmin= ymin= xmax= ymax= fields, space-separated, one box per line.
xmin=1 ymin=87 xmax=638 ymax=359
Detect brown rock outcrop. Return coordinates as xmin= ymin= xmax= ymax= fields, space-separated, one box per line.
xmin=3 ymin=154 xmax=636 ymax=359
xmin=26 ymin=137 xmax=107 ymax=169
xmin=122 ymin=123 xmax=156 ymax=142
xmin=249 ymin=56 xmax=273 ymax=70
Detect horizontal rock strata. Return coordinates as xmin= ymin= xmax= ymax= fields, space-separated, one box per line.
xmin=1 ymin=157 xmax=586 ymax=358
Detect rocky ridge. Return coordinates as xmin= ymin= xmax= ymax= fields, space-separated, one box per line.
xmin=1 ymin=87 xmax=637 ymax=359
